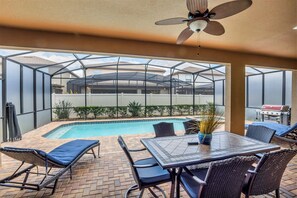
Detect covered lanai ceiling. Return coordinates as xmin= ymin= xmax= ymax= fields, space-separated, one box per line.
xmin=0 ymin=0 xmax=296 ymax=59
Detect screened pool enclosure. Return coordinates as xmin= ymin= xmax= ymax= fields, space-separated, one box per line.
xmin=0 ymin=49 xmax=292 ymax=142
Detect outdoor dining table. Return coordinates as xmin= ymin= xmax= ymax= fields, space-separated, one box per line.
xmin=141 ymin=131 xmax=280 ymax=197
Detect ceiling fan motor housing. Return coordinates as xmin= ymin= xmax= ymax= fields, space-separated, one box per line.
xmin=188 ymin=9 xmax=210 ymax=19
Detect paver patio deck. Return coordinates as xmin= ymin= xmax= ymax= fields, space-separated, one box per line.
xmin=0 ymin=120 xmax=296 ymax=198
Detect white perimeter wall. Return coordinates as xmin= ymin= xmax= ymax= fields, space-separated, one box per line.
xmin=52 ymin=94 xmax=214 ymax=107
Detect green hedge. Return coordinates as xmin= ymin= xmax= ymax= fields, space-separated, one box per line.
xmin=56 ymin=104 xmax=209 ymax=120
xmin=54 ymin=100 xmax=211 ymax=120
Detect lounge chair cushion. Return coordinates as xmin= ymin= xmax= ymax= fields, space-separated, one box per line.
xmin=1 ymin=140 xmax=99 ymax=167
xmin=135 ymin=158 xmax=171 ymax=185
xmin=45 ymin=140 xmax=99 ymax=166
xmin=246 ymin=122 xmax=297 ymax=136
xmin=180 ymin=168 xmax=208 ymax=198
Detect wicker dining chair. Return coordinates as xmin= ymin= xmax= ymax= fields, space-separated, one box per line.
xmin=117 ymin=136 xmax=173 ymax=197
xmin=246 ymin=125 xmax=276 ymax=143
xmin=183 ymin=119 xmax=200 ymax=135
xmin=242 ymin=149 xmax=297 ymax=198
xmin=246 ymin=125 xmax=276 ymax=158
xmin=153 ymin=122 xmax=176 ymax=137
xmin=179 ymin=156 xmax=257 ymax=198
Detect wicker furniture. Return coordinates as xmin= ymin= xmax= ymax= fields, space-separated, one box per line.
xmin=141 ymin=132 xmax=280 ymax=169
xmin=246 ymin=125 xmax=276 ymax=143
xmin=246 ymin=125 xmax=276 ymax=158
xmin=242 ymin=149 xmax=297 ymax=198
xmin=275 ymin=135 xmax=297 ymax=148
xmin=141 ymin=132 xmax=280 ymax=197
xmin=0 ymin=140 xmax=100 ymax=194
xmin=246 ymin=122 xmax=297 ymax=148
xmin=180 ymin=156 xmax=257 ymax=198
xmin=183 ymin=119 xmax=200 ymax=135
xmin=153 ymin=122 xmax=176 ymax=137
xmin=117 ymin=136 xmax=173 ymax=198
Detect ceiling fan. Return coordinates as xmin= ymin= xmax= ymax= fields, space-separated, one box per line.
xmin=155 ymin=0 xmax=253 ymax=44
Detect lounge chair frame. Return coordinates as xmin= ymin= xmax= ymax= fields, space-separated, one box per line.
xmin=0 ymin=142 xmax=100 ymax=194
xmin=274 ymin=136 xmax=297 ymax=149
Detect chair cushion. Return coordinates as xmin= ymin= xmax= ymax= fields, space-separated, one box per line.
xmin=46 ymin=140 xmax=99 ymax=166
xmin=135 ymin=158 xmax=171 ymax=185
xmin=180 ymin=168 xmax=208 ymax=198
xmin=135 ymin=157 xmax=158 ymax=166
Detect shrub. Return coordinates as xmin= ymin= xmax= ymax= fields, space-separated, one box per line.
xmin=199 ymin=104 xmax=208 ymax=113
xmin=118 ymin=106 xmax=128 ymax=117
xmin=73 ymin=107 xmax=90 ymax=119
xmin=165 ymin=106 xmax=174 ymax=116
xmin=128 ymin=101 xmax=142 ymax=117
xmin=106 ymin=107 xmax=117 ymax=118
xmin=157 ymin=106 xmax=166 ymax=116
xmin=89 ymin=106 xmax=105 ymax=119
xmin=193 ymin=105 xmax=201 ymax=114
xmin=146 ymin=106 xmax=158 ymax=117
xmin=175 ymin=105 xmax=185 ymax=115
xmin=53 ymin=101 xmax=72 ymax=120
xmin=183 ymin=105 xmax=192 ymax=115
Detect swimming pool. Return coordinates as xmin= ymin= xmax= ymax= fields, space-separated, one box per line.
xmin=44 ymin=118 xmax=189 ymax=139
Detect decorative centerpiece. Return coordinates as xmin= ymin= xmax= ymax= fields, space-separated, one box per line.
xmin=198 ymin=104 xmax=223 ymax=145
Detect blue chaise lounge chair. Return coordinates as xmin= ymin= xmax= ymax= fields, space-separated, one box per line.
xmin=0 ymin=139 xmax=100 ymax=194
xmin=246 ymin=122 xmax=297 ymax=148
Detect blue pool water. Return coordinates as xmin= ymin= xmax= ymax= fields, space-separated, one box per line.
xmin=44 ymin=119 xmax=189 ymax=139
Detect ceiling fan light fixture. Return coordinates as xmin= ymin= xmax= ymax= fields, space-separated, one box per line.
xmin=155 ymin=0 xmax=253 ymax=44
xmin=189 ymin=19 xmax=208 ymax=32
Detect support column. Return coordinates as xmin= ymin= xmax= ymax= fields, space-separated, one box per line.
xmin=225 ymin=63 xmax=246 ymax=135
xmin=291 ymin=71 xmax=297 ymax=124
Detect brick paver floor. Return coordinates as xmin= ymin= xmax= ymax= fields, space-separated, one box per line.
xmin=0 ymin=120 xmax=296 ymax=198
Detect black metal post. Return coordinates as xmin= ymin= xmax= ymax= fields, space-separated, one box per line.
xmin=20 ymin=65 xmax=24 ymax=114
xmin=2 ymin=57 xmax=7 ymax=142
xmin=170 ymin=69 xmax=173 ymax=116
xmin=192 ymin=74 xmax=195 ymax=115
xmin=33 ymin=70 xmax=37 ymax=129
xmin=222 ymin=80 xmax=225 ymax=106
xmin=262 ymin=74 xmax=265 ymax=105
xmin=42 ymin=73 xmax=45 ymax=110
xmin=246 ymin=76 xmax=249 ymax=107
xmin=50 ymin=75 xmax=53 ymax=121
xmin=213 ymin=81 xmax=216 ymax=106
xmin=282 ymin=71 xmax=286 ymax=105
xmin=144 ymin=65 xmax=148 ymax=117
xmin=84 ymin=68 xmax=87 ymax=119
xmin=116 ymin=58 xmax=119 ymax=118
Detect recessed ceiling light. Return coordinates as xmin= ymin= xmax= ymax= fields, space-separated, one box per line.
xmin=293 ymin=26 xmax=297 ymax=30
